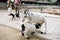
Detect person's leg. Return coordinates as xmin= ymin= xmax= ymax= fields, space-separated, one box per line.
xmin=11 ymin=14 xmax=15 ymax=20
xmin=15 ymin=4 xmax=17 ymax=14
xmin=11 ymin=2 xmax=14 ymax=9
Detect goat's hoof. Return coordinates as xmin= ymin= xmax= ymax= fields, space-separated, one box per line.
xmin=27 ymin=37 xmax=30 ymax=39
xmin=38 ymin=31 xmax=44 ymax=34
xmin=40 ymin=32 xmax=44 ymax=34
xmin=21 ymin=33 xmax=24 ymax=36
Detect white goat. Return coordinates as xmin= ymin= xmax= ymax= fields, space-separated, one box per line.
xmin=20 ymin=22 xmax=44 ymax=39
xmin=22 ymin=8 xmax=47 ymax=34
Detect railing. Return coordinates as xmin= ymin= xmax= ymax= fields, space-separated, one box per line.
xmin=23 ymin=5 xmax=60 ymax=15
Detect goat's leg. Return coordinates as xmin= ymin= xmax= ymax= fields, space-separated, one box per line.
xmin=39 ymin=22 xmax=47 ymax=34
xmin=24 ymin=30 xmax=30 ymax=40
xmin=22 ymin=16 xmax=26 ymax=22
xmin=38 ymin=31 xmax=44 ymax=34
xmin=11 ymin=15 xmax=15 ymax=20
xmin=21 ymin=31 xmax=24 ymax=36
xmin=21 ymin=31 xmax=29 ymax=40
xmin=36 ymin=23 xmax=44 ymax=34
xmin=11 ymin=17 xmax=14 ymax=20
xmin=44 ymin=20 xmax=47 ymax=34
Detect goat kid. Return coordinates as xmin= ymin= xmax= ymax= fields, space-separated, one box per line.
xmin=8 ymin=11 xmax=20 ymax=20
xmin=20 ymin=22 xmax=44 ymax=40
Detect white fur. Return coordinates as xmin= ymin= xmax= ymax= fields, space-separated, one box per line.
xmin=22 ymin=10 xmax=47 ymax=34
xmin=21 ymin=22 xmax=41 ymax=38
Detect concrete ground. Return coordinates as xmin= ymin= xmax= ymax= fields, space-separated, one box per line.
xmin=0 ymin=9 xmax=60 ymax=40
xmin=0 ymin=24 xmax=21 ymax=40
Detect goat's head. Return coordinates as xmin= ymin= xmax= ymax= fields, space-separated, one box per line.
xmin=23 ymin=8 xmax=30 ymax=17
